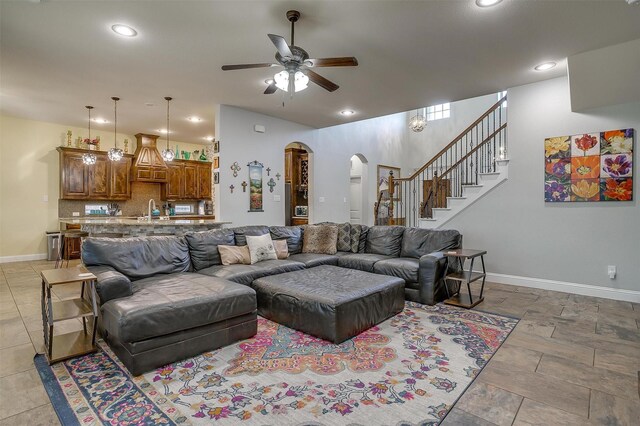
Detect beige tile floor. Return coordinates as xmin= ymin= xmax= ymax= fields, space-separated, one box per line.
xmin=0 ymin=260 xmax=638 ymax=425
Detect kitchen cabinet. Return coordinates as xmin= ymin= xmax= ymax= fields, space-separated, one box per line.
xmin=161 ymin=160 xmax=212 ymax=200
xmin=131 ymin=133 xmax=168 ymax=182
xmin=58 ymin=148 xmax=133 ymax=200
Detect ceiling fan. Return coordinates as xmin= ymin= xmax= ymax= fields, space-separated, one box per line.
xmin=221 ymin=10 xmax=358 ymax=95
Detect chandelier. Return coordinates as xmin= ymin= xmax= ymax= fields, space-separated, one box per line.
xmin=160 ymin=96 xmax=175 ymax=162
xmin=274 ymin=70 xmax=309 ymax=93
xmin=82 ymin=106 xmax=97 ymax=165
xmin=107 ymin=97 xmax=123 ymax=161
xmin=409 ymin=109 xmax=426 ymax=132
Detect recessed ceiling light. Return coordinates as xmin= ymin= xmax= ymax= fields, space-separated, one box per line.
xmin=340 ymin=110 xmax=355 ymax=116
xmin=92 ymin=118 xmax=109 ymax=124
xmin=476 ymin=0 xmax=503 ymax=7
xmin=145 ymin=102 xmax=154 ymax=107
xmin=534 ymin=61 xmax=557 ymax=71
xmin=187 ymin=116 xmax=202 ymax=122
xmin=265 ymin=79 xmax=274 ymax=85
xmin=204 ymin=136 xmax=215 ymax=141
xmin=111 ymin=24 xmax=137 ymax=37
xmin=157 ymin=129 xmax=172 ymax=134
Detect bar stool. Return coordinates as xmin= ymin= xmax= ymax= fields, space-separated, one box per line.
xmin=55 ymin=230 xmax=89 ymax=268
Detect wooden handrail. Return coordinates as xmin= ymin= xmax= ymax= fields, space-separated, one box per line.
xmin=396 ymin=95 xmax=506 ymax=182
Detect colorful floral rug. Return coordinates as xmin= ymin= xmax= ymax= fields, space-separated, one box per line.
xmin=35 ymin=302 xmax=517 ymax=425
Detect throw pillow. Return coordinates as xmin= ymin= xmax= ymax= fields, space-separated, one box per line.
xmin=273 ymin=239 xmax=289 ymax=259
xmin=336 ymin=222 xmax=352 ymax=252
xmin=218 ymin=245 xmax=251 ymax=265
xmin=349 ymin=224 xmax=362 ymax=253
xmin=302 ymin=225 xmax=338 ymax=255
xmin=246 ymin=234 xmax=278 ymax=264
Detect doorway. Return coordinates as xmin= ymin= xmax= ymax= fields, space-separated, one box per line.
xmin=285 ymin=142 xmax=312 ymax=226
xmin=349 ymin=154 xmax=368 ymax=225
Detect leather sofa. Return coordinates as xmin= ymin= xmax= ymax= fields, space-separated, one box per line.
xmin=82 ymin=224 xmax=461 ymax=375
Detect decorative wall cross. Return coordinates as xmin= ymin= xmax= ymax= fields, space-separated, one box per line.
xmin=267 ymin=178 xmax=276 ymax=193
xmin=229 ymin=184 xmax=235 ymax=193
xmin=266 ymin=167 xmax=271 ymax=176
xmin=276 ymin=172 xmax=281 ymax=181
xmin=230 ymin=162 xmax=241 ymax=177
xmin=241 ymin=181 xmax=248 ymax=192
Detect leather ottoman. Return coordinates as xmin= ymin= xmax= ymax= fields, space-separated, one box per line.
xmin=252 ymin=265 xmax=405 ymax=343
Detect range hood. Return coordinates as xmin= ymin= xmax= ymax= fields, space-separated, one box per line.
xmin=131 ymin=133 xmax=168 ymax=182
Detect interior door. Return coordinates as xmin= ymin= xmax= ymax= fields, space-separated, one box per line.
xmin=350 ymin=177 xmax=362 ymax=224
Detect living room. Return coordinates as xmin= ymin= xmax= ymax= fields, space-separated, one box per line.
xmin=1 ymin=1 xmax=639 ymax=425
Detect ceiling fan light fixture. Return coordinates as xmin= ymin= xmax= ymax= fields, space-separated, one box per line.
xmin=274 ymin=70 xmax=309 ymax=92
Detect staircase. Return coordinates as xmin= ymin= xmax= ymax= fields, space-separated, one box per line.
xmin=389 ymin=95 xmax=508 ymax=229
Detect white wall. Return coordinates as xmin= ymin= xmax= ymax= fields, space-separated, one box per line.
xmin=446 ymin=77 xmax=640 ymax=292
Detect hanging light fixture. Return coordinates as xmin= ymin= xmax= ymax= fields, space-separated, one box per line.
xmin=107 ymin=97 xmax=123 ymax=161
xmin=409 ymin=108 xmax=427 ymax=132
xmin=274 ymin=70 xmax=309 ymax=93
xmin=160 ymin=97 xmax=175 ymax=162
xmin=82 ymin=106 xmax=97 ymax=165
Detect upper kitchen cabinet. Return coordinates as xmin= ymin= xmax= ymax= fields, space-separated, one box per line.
xmin=58 ymin=147 xmax=133 ymax=200
xmin=160 ymin=159 xmax=212 ymax=200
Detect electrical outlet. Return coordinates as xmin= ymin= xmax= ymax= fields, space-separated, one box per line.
xmin=607 ymin=265 xmax=616 ymax=279
xmin=72 ymin=212 xmax=80 ymax=217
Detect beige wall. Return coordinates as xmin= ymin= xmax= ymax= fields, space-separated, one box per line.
xmin=0 ymin=115 xmax=204 ymax=259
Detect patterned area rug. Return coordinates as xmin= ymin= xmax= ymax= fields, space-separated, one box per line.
xmin=35 ymin=302 xmax=517 ymax=425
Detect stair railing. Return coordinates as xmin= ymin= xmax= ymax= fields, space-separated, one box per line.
xmin=390 ymin=95 xmax=507 ymax=227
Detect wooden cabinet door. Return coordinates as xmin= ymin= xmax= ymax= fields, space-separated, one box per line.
xmin=284 ymin=150 xmax=293 ymax=183
xmin=109 ymin=157 xmax=131 ymax=199
xmin=197 ymin=163 xmax=212 ymax=199
xmin=164 ymin=163 xmax=183 ymax=199
xmin=61 ymin=153 xmax=89 ymax=199
xmin=183 ymin=163 xmax=198 ymax=199
xmin=88 ymin=156 xmax=109 ymax=198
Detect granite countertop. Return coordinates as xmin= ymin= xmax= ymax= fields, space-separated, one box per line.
xmin=59 ymin=218 xmax=230 ymax=226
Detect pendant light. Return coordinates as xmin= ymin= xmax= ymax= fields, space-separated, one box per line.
xmin=409 ymin=108 xmax=426 ymax=133
xmin=107 ymin=97 xmax=123 ymax=161
xmin=161 ymin=96 xmax=175 ymax=162
xmin=82 ymin=106 xmax=97 ymax=165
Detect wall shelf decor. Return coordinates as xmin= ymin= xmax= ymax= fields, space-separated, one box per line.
xmin=248 ymin=160 xmax=264 ymax=212
xmin=544 ymin=128 xmax=634 ymax=202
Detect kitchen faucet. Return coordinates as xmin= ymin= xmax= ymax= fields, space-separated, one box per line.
xmin=148 ymin=199 xmax=156 ymax=222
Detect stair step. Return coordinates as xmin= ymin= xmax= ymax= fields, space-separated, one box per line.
xmin=462 ymin=184 xmax=484 ymax=188
xmin=432 ymin=208 xmax=451 ymax=211
xmin=447 ymin=196 xmax=466 ymax=200
xmin=479 ymin=172 xmax=500 ymax=176
xmin=419 ymin=218 xmax=437 ymax=221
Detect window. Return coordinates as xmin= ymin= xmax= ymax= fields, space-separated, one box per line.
xmin=426 ymin=103 xmax=450 ymax=121
xmin=498 ymin=91 xmax=507 ymax=108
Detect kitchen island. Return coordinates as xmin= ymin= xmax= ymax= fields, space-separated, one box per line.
xmin=59 ymin=217 xmax=231 ymax=237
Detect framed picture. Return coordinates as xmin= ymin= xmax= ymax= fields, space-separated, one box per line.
xmin=213 ymin=157 xmax=219 ymax=169
xmin=377 ymin=164 xmax=401 ymax=200
xmin=213 ymin=140 xmax=220 ymax=153
xmin=213 ymin=172 xmax=219 ymax=184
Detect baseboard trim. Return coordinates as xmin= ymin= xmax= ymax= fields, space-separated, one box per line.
xmin=483 ymin=272 xmax=640 ymax=303
xmin=0 ymin=253 xmax=47 ymax=264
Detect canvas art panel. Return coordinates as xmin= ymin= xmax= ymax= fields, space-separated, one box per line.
xmin=545 ymin=128 xmax=634 ymax=202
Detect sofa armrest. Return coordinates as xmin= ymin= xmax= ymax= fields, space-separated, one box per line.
xmin=417 ymin=252 xmax=449 ymax=305
xmin=86 ymin=265 xmax=132 ymax=305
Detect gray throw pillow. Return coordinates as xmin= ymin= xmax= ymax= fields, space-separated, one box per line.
xmin=349 ymin=224 xmax=362 ymax=253
xmin=336 ymin=222 xmax=352 ymax=252
xmin=302 ymin=225 xmax=338 ymax=255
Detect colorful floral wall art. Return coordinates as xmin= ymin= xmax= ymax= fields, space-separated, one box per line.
xmin=544 ymin=129 xmax=634 ymax=202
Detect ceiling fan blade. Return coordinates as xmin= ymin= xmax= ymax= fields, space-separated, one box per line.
xmin=263 ymin=83 xmax=277 ymax=94
xmin=305 ymin=70 xmax=339 ymax=92
xmin=221 ymin=63 xmax=276 ymax=71
xmin=267 ymin=34 xmax=293 ymax=58
xmin=307 ymin=57 xmax=358 ymax=67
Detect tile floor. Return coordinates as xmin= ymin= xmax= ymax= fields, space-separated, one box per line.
xmin=0 ymin=259 xmax=638 ymax=425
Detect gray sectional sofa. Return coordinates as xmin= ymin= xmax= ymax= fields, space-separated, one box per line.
xmin=82 ymin=224 xmax=461 ymax=375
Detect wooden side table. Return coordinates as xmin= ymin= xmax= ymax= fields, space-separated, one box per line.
xmin=40 ymin=266 xmax=98 ymax=364
xmin=443 ymin=249 xmax=487 ymax=309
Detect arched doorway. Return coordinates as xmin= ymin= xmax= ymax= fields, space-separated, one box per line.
xmin=350 ymin=154 xmax=368 ymax=225
xmin=284 ymin=142 xmax=313 ymax=226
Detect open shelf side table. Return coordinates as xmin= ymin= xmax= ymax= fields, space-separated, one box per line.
xmin=40 ymin=266 xmax=98 ymax=364
xmin=443 ymin=249 xmax=487 ymax=309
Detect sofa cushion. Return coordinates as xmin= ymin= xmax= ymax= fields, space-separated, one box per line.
xmin=184 ymin=229 xmax=235 ymax=270
xmin=373 ymin=257 xmax=419 ymax=283
xmin=198 ymin=259 xmax=305 ymax=286
xmin=365 ymin=226 xmax=405 ymax=256
xmin=288 ymin=253 xmax=339 ymax=268
xmin=83 ymin=236 xmax=191 ymax=280
xmin=218 ymin=245 xmax=251 ymax=265
xmin=100 ymin=273 xmax=256 ymax=343
xmin=357 ymin=225 xmax=369 ymax=253
xmin=349 ymin=224 xmax=362 ymax=253
xmin=302 ymin=225 xmax=338 ymax=255
xmin=246 ymin=234 xmax=277 ymax=264
xmin=400 ymin=228 xmax=462 ymax=258
xmin=233 ymin=225 xmax=270 ymax=246
xmin=269 ymin=226 xmax=303 ymax=254
xmin=337 ymin=253 xmax=394 ymax=273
